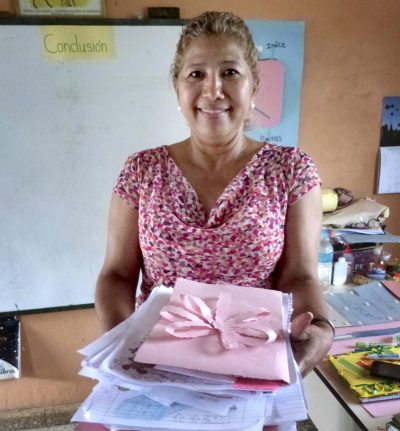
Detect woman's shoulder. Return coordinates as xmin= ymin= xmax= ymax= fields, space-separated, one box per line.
xmin=259 ymin=141 xmax=307 ymax=157
xmin=123 ymin=145 xmax=168 ymax=167
xmin=258 ymin=142 xmax=314 ymax=166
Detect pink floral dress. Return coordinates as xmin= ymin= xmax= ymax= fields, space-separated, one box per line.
xmin=114 ymin=143 xmax=320 ymax=305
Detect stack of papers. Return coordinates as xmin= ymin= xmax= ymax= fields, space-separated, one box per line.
xmin=72 ymin=279 xmax=308 ymax=431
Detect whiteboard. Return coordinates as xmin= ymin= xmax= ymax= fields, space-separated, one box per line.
xmin=0 ymin=22 xmax=187 ymax=313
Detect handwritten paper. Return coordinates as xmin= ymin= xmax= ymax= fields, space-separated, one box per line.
xmin=325 ymin=282 xmax=400 ymax=326
xmin=72 ymin=384 xmax=267 ymax=430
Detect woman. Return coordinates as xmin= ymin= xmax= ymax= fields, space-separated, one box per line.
xmin=95 ymin=11 xmax=333 ymax=376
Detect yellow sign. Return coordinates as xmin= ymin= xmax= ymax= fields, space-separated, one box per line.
xmin=41 ymin=26 xmax=114 ymax=61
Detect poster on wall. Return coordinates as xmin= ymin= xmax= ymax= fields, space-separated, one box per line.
xmin=18 ymin=0 xmax=104 ymax=16
xmin=246 ymin=20 xmax=305 ymax=148
xmin=380 ymin=97 xmax=400 ymax=147
xmin=376 ymin=96 xmax=400 ymax=194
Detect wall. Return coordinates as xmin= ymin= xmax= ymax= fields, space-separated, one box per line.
xmin=0 ymin=0 xmax=399 ymax=412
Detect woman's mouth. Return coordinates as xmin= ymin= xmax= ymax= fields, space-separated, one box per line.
xmin=198 ymin=107 xmax=229 ymax=116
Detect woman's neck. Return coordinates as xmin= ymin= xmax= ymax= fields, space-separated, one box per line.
xmin=184 ymin=135 xmax=260 ymax=172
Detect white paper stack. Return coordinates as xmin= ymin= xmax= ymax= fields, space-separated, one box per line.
xmin=72 ymin=280 xmax=308 ymax=431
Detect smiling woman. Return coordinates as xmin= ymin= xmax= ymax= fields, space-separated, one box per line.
xmin=95 ymin=11 xmax=334 ymax=379
xmin=172 ymin=35 xmax=256 ymax=147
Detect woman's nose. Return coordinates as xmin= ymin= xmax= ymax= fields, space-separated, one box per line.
xmin=202 ymin=75 xmax=224 ymax=100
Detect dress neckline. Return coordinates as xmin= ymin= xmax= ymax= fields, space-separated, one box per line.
xmin=161 ymin=143 xmax=267 ymax=224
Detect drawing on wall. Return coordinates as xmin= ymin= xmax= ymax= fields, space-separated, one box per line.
xmin=380 ymin=96 xmax=400 ymax=147
xmin=246 ymin=20 xmax=304 ymax=148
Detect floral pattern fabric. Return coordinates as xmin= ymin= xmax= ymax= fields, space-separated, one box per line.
xmin=114 ymin=143 xmax=320 ymax=305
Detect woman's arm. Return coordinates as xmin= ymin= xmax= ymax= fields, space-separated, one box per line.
xmin=273 ymin=185 xmax=334 ymax=375
xmin=95 ymin=194 xmax=142 ymax=332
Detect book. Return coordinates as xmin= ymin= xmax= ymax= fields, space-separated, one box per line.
xmin=0 ymin=316 xmax=21 ymax=379
xmin=328 ymin=348 xmax=400 ymax=402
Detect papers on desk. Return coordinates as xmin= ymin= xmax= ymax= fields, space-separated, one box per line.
xmin=330 ymin=227 xmax=400 ymax=245
xmin=72 ymin=280 xmax=308 ymax=431
xmin=340 ymin=232 xmax=400 ymax=244
xmin=326 ymin=281 xmax=400 ymax=327
xmin=333 ymin=227 xmax=385 ymax=236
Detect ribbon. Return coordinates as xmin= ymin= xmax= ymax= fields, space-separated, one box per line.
xmin=160 ymin=292 xmax=277 ymax=349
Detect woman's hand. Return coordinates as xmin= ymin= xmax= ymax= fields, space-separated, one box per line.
xmin=290 ymin=312 xmax=334 ymax=376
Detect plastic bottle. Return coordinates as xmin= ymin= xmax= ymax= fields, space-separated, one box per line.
xmin=343 ymin=243 xmax=355 ymax=283
xmin=333 ymin=257 xmax=348 ymax=286
xmin=318 ymin=230 xmax=334 ymax=291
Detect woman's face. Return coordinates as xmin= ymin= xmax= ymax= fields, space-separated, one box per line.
xmin=174 ymin=35 xmax=256 ymax=144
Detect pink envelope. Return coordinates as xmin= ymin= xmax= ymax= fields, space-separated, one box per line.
xmin=135 ymin=278 xmax=291 ymax=383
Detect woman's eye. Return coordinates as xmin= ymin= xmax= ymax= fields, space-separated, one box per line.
xmin=188 ymin=70 xmax=203 ymax=78
xmin=224 ymin=69 xmax=239 ymax=76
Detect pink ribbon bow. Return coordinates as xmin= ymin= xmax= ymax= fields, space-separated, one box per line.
xmin=160 ymin=292 xmax=277 ymax=349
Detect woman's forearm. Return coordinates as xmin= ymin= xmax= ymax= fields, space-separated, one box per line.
xmin=95 ymin=272 xmax=138 ymax=332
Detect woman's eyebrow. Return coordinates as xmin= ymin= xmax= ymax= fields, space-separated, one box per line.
xmin=182 ymin=62 xmax=205 ymax=69
xmin=183 ymin=60 xmax=242 ymax=69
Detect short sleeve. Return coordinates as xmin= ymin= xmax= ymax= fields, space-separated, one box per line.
xmin=113 ymin=154 xmax=141 ymax=209
xmin=287 ymin=150 xmax=321 ymax=206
